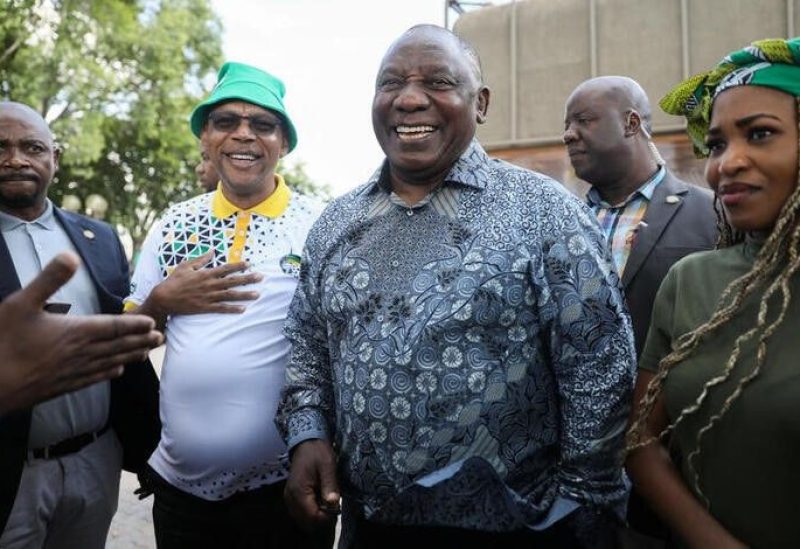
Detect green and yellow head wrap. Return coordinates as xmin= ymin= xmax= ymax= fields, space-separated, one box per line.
xmin=660 ymin=37 xmax=800 ymax=157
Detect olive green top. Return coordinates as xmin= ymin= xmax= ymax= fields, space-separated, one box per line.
xmin=640 ymin=239 xmax=800 ymax=548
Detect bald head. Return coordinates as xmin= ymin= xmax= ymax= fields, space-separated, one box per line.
xmin=0 ymin=101 xmax=59 ymax=220
xmin=563 ymin=76 xmax=660 ymax=202
xmin=0 ymin=102 xmax=54 ymax=141
xmin=569 ymin=76 xmax=653 ymax=135
xmin=381 ymin=24 xmax=484 ymax=88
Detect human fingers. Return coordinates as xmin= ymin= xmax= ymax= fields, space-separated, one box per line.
xmin=209 ymin=289 xmax=259 ymax=303
xmin=284 ymin=472 xmax=327 ymax=529
xmin=110 ymin=314 xmax=160 ymax=340
xmin=194 ymin=303 xmax=248 ymax=314
xmin=110 ymin=314 xmax=159 ymax=340
xmin=285 ymin=440 xmax=339 ymax=528
xmin=208 ymin=272 xmax=263 ymax=291
xmin=134 ymin=471 xmax=155 ymax=500
xmin=70 ymin=314 xmax=159 ymax=343
xmin=208 ymin=260 xmax=251 ymax=277
xmin=52 ymin=365 xmax=125 ymax=399
xmin=178 ymin=251 xmax=215 ymax=270
xmin=16 ymin=252 xmax=80 ymax=309
xmin=78 ymin=329 xmax=163 ymax=361
xmin=316 ymin=446 xmax=341 ymax=516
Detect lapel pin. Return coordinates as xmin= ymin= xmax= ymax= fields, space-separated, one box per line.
xmin=665 ymin=195 xmax=680 ymax=204
xmin=82 ymin=229 xmax=96 ymax=240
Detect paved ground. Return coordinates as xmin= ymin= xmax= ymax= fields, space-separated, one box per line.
xmin=107 ymin=472 xmax=155 ymax=548
xmin=106 ymin=347 xmax=163 ymax=548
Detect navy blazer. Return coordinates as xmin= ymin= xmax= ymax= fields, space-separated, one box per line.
xmin=0 ymin=207 xmax=160 ymax=531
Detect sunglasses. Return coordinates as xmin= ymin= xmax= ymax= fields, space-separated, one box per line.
xmin=207 ymin=112 xmax=281 ymax=135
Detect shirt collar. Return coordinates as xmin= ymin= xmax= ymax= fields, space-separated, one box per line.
xmin=361 ymin=139 xmax=492 ymax=196
xmin=211 ymin=174 xmax=292 ymax=219
xmin=586 ymin=166 xmax=666 ymax=208
xmin=0 ymin=199 xmax=57 ymax=231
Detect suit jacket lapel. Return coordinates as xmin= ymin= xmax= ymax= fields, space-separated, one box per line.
xmin=622 ymin=173 xmax=688 ymax=287
xmin=53 ymin=208 xmax=114 ymax=305
xmin=0 ymin=233 xmax=22 ymax=300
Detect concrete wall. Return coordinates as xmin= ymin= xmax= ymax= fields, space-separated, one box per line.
xmin=455 ymin=0 xmax=798 ymax=149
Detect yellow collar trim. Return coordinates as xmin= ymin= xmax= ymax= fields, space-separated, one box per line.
xmin=211 ymin=174 xmax=291 ymax=219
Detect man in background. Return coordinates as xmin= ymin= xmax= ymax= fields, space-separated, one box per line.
xmin=563 ymin=76 xmax=717 ymax=542
xmin=195 ymin=145 xmax=219 ymax=192
xmin=564 ymin=76 xmax=717 ymax=357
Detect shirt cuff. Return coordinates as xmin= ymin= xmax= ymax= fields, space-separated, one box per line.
xmin=287 ymin=430 xmax=329 ymax=452
xmin=284 ymin=408 xmax=330 ymax=451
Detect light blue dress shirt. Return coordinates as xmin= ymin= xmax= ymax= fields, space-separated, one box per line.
xmin=0 ymin=200 xmax=109 ymax=448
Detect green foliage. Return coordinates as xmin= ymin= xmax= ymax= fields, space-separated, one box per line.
xmin=277 ymin=159 xmax=331 ymax=201
xmin=2 ymin=0 xmax=330 ymax=251
xmin=0 ymin=0 xmax=223 ymax=248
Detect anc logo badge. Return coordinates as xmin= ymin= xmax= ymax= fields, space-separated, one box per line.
xmin=279 ymin=253 xmax=302 ymax=277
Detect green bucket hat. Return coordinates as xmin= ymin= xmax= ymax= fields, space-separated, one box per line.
xmin=190 ymin=61 xmax=298 ymax=152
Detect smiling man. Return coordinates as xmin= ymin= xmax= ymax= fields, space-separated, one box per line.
xmin=124 ymin=63 xmax=329 ymax=548
xmin=277 ymin=26 xmax=636 ymax=548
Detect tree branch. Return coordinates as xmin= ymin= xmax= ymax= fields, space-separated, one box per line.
xmin=49 ymin=102 xmax=73 ymax=123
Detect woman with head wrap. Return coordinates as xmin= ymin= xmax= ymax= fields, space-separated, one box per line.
xmin=625 ymin=38 xmax=800 ymax=548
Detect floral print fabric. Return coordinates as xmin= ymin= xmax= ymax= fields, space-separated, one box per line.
xmin=276 ymin=141 xmax=635 ymax=530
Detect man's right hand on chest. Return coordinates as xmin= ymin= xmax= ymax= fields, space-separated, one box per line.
xmin=130 ymin=251 xmax=263 ymax=326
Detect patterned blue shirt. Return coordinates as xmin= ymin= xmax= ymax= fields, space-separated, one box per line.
xmin=276 ymin=141 xmax=635 ymax=533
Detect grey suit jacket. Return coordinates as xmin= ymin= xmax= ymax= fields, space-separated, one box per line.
xmin=622 ymin=171 xmax=717 ymax=357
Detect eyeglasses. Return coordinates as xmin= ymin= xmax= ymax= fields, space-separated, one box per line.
xmin=207 ymin=112 xmax=281 ymax=135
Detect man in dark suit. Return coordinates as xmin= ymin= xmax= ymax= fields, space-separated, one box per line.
xmin=564 ymin=76 xmax=717 ymax=357
xmin=563 ymin=77 xmax=717 ymax=543
xmin=0 ymin=101 xmax=161 ymax=548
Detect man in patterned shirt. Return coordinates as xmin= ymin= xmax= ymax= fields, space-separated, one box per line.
xmin=125 ymin=62 xmax=330 ymax=548
xmin=277 ymin=25 xmax=636 ymax=548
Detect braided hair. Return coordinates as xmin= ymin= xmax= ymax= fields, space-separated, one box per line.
xmin=626 ymin=97 xmax=800 ymax=503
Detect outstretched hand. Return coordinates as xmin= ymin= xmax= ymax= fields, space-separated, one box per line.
xmin=284 ymin=439 xmax=341 ymax=531
xmin=0 ymin=252 xmax=163 ymax=415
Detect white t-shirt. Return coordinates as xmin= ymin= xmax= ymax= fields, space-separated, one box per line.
xmin=127 ymin=181 xmax=322 ymax=500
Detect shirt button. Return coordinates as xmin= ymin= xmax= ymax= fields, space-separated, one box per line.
xmin=406 ymin=209 xmax=414 ymax=216
xmin=238 ymin=230 xmax=246 ymax=236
